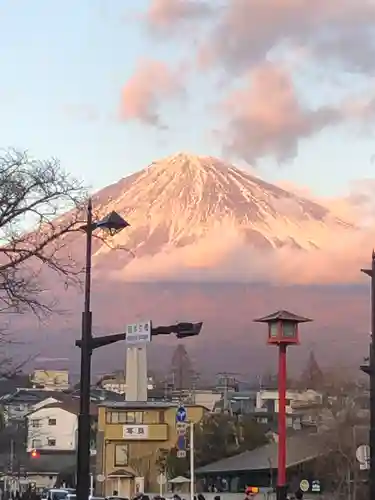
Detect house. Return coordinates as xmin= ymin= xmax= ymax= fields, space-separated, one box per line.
xmin=213 ymin=391 xmax=257 ymax=414
xmin=195 ymin=431 xmax=325 ymax=493
xmin=95 ymin=401 xmax=206 ymax=498
xmin=26 ymin=400 xmax=98 ymax=452
xmin=255 ymin=389 xmax=323 ymax=414
xmin=29 ymin=370 xmax=70 ymax=391
xmin=0 ymin=389 xmax=71 ymax=426
xmin=0 ymin=451 xmax=97 ymax=492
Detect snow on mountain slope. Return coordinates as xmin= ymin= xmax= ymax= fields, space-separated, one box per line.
xmin=90 ymin=153 xmax=354 ymax=263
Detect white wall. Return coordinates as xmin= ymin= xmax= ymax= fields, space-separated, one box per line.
xmin=27 ymin=407 xmax=77 ymax=452
xmin=256 ymin=389 xmax=322 ymax=413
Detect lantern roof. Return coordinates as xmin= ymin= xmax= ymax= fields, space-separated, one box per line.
xmin=254 ymin=309 xmax=312 ymax=324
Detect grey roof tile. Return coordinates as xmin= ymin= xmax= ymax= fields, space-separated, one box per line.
xmin=196 ymin=431 xmax=324 ymax=474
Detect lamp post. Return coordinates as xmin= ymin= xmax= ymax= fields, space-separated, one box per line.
xmin=76 ymin=198 xmax=130 ymax=500
xmin=254 ymin=310 xmax=311 ymax=500
xmin=360 ymin=251 xmax=375 ymax=500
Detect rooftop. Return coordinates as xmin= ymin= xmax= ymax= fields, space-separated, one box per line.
xmin=28 ymin=400 xmax=98 ymax=416
xmin=98 ymin=401 xmax=206 ymax=410
xmin=195 ymin=431 xmax=323 ymax=474
xmin=254 ymin=310 xmax=312 ymax=324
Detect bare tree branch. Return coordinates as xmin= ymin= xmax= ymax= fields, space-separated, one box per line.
xmin=0 ymin=149 xmax=88 ymax=317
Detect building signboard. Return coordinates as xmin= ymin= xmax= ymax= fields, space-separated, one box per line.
xmin=123 ymin=425 xmax=149 ymax=439
xmin=126 ymin=321 xmax=152 ymax=345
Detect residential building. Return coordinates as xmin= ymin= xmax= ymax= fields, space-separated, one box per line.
xmin=255 ymin=389 xmax=323 ymax=414
xmin=95 ymin=401 xmax=206 ymax=497
xmin=30 ymin=370 xmax=70 ymax=391
xmin=98 ymin=373 xmax=154 ymax=396
xmin=26 ymin=400 xmax=97 ymax=452
xmin=213 ymin=391 xmax=257 ymax=414
xmin=0 ymin=389 xmax=70 ymax=425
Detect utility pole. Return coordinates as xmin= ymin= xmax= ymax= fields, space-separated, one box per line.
xmin=217 ymin=372 xmax=240 ymax=414
xmin=360 ymin=251 xmax=375 ymax=500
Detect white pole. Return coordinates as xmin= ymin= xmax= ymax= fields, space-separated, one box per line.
xmin=159 ymin=476 xmax=163 ymax=497
xmin=90 ymin=473 xmax=94 ymax=497
xmin=190 ymin=421 xmax=195 ymax=500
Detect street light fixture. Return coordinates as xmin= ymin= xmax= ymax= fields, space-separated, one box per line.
xmin=75 ymin=199 xmax=203 ymax=500
xmin=254 ymin=310 xmax=311 ymax=500
xmin=76 ymin=199 xmax=130 ymax=500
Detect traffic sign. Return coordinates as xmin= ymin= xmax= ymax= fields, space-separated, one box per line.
xmin=96 ymin=474 xmax=105 ymax=483
xmin=177 ymin=435 xmax=185 ymax=449
xmin=299 ymin=480 xmax=309 ymax=492
xmin=176 ymin=422 xmax=187 ymax=431
xmin=157 ymin=474 xmax=167 ymax=485
xmin=176 ymin=406 xmax=187 ymax=422
xmin=126 ymin=320 xmax=152 ymax=345
xmin=177 ymin=450 xmax=186 ymax=458
xmin=356 ymin=444 xmax=370 ymax=470
xmin=311 ymin=480 xmax=321 ymax=493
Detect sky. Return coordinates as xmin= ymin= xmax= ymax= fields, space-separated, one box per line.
xmin=1 ymin=0 xmax=375 ymax=198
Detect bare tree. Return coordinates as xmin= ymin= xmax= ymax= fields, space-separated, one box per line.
xmin=312 ymin=377 xmax=369 ymax=499
xmin=0 ymin=149 xmax=87 ymax=316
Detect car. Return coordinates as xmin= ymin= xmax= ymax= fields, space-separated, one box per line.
xmin=47 ymin=489 xmax=72 ymax=500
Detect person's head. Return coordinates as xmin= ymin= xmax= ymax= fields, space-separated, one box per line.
xmin=214 ymin=496 xmax=220 ymax=500
xmin=295 ymin=490 xmax=303 ymax=500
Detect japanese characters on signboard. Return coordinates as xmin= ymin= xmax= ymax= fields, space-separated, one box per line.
xmin=126 ymin=321 xmax=152 ymax=345
xmin=123 ymin=425 xmax=149 ymax=439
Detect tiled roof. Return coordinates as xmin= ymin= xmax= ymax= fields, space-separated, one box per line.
xmin=29 ymin=400 xmax=98 ymax=416
xmin=254 ymin=310 xmax=312 ymax=323
xmin=195 ymin=431 xmax=324 ymax=474
xmin=98 ymin=401 xmax=205 ymax=410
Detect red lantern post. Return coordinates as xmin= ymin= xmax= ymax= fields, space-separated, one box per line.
xmin=254 ymin=310 xmax=312 ymax=500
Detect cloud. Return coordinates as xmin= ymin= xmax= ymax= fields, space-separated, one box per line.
xmin=219 ymin=62 xmax=343 ymax=163
xmin=107 ymin=224 xmax=375 ymax=285
xmin=145 ymin=0 xmax=212 ymax=34
xmin=120 ymin=60 xmax=183 ymax=126
xmin=193 ymin=0 xmax=375 ymax=75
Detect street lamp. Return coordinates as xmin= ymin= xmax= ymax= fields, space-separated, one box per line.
xmin=76 ymin=198 xmax=130 ymax=500
xmin=360 ymin=251 xmax=375 ymax=500
xmin=254 ymin=310 xmax=311 ymax=500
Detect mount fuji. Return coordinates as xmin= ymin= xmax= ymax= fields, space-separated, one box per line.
xmin=19 ymin=153 xmax=370 ymax=378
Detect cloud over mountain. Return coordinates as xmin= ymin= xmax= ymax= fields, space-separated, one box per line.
xmin=65 ymin=153 xmax=373 ymax=285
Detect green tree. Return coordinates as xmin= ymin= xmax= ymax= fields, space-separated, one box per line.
xmin=160 ymin=414 xmax=268 ymax=478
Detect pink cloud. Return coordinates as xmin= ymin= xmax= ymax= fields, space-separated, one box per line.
xmin=105 ymin=223 xmax=375 ymax=286
xmin=219 ymin=62 xmax=342 ymax=163
xmin=120 ymin=60 xmax=183 ymax=126
xmin=145 ymin=0 xmax=212 ymax=33
xmin=194 ymin=0 xmax=375 ymax=75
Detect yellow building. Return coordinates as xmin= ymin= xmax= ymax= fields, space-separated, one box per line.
xmin=95 ymin=401 xmax=205 ymax=497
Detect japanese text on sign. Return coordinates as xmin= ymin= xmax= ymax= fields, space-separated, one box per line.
xmin=123 ymin=425 xmax=149 ymax=439
xmin=126 ymin=321 xmax=152 ymax=344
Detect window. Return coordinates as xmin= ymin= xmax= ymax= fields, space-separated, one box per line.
xmin=48 ymin=418 xmax=56 ymax=426
xmin=283 ymin=322 xmax=295 ymax=337
xmin=32 ymin=439 xmax=42 ymax=448
xmin=107 ymin=411 xmax=144 ymax=424
xmin=114 ymin=444 xmax=129 ymax=466
xmin=270 ymin=323 xmax=278 ymax=337
xmin=31 ymin=419 xmax=41 ymax=428
xmin=47 ymin=438 xmax=56 ymax=446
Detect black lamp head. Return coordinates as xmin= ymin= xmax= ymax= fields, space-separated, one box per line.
xmin=95 ymin=210 xmax=130 ymax=236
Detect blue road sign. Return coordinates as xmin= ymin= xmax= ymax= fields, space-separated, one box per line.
xmin=177 ymin=435 xmax=185 ymax=450
xmin=176 ymin=406 xmax=187 ymax=422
